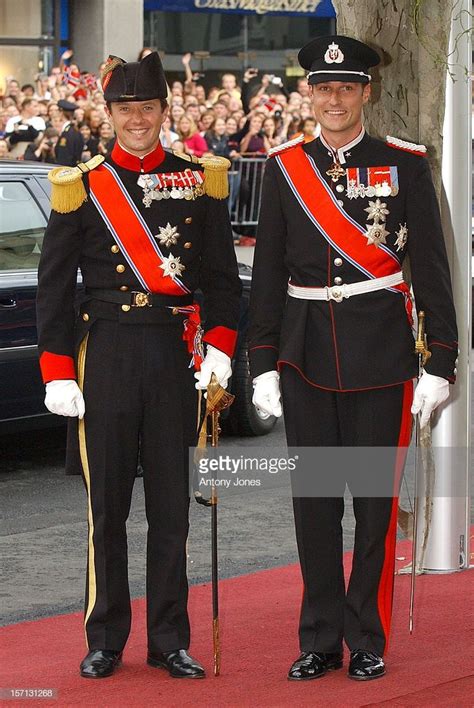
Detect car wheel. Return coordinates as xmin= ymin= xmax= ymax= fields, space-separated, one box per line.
xmin=225 ymin=342 xmax=277 ymax=436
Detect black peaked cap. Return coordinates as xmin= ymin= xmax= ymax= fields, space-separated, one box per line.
xmin=298 ymin=35 xmax=380 ymax=85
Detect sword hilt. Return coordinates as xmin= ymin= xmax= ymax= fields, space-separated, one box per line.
xmin=415 ymin=310 xmax=431 ymax=368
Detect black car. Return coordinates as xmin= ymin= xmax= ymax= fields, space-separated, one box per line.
xmin=0 ymin=159 xmax=276 ymax=437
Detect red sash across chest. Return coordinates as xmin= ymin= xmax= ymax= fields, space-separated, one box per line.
xmin=88 ymin=163 xmax=189 ymax=295
xmin=276 ymin=146 xmax=401 ymax=280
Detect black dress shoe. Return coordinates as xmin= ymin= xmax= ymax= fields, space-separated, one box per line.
xmin=147 ymin=649 xmax=205 ymax=678
xmin=288 ymin=651 xmax=343 ymax=681
xmin=348 ymin=650 xmax=385 ymax=680
xmin=80 ymin=649 xmax=122 ymax=678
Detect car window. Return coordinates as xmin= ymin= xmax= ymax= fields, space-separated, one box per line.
xmin=0 ymin=181 xmax=46 ymax=272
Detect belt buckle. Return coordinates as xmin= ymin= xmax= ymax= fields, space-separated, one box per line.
xmin=131 ymin=291 xmax=151 ymax=307
xmin=326 ymin=285 xmax=345 ymax=303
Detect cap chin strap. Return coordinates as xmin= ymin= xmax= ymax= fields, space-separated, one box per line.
xmin=307 ymin=69 xmax=372 ymax=81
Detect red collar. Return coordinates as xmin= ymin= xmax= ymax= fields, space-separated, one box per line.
xmin=111 ymin=141 xmax=165 ymax=172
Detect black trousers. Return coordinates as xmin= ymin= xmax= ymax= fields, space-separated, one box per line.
xmin=280 ymin=365 xmax=413 ymax=656
xmin=76 ymin=319 xmax=197 ymax=653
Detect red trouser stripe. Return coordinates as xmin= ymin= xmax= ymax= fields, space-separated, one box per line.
xmin=376 ymin=379 xmax=414 ymax=651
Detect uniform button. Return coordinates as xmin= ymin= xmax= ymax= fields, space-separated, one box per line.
xmin=336 ymin=184 xmax=344 ymax=193
xmin=337 ymin=199 xmax=344 ymax=207
xmin=111 ymin=244 xmax=119 ymax=254
xmin=171 ymin=307 xmax=179 ymax=315
xmin=121 ymin=304 xmax=131 ymax=312
xmin=184 ymin=242 xmax=192 ymax=249
xmin=334 ymin=257 xmax=343 ymax=267
xmin=334 ymin=276 xmax=343 ymax=285
xmin=185 ymin=217 xmax=192 ymax=224
xmin=116 ymin=264 xmax=126 ymax=273
xmin=82 ymin=313 xmax=89 ymax=322
xmin=453 ymin=367 xmax=457 ymax=375
xmin=120 ymin=285 xmax=129 ymax=291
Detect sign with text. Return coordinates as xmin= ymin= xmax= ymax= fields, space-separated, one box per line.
xmin=145 ymin=0 xmax=336 ymax=17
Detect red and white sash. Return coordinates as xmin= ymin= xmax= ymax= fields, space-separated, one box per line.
xmin=89 ymin=163 xmax=190 ymax=295
xmin=276 ymin=147 xmax=402 ymax=279
xmin=276 ymin=145 xmax=412 ymax=319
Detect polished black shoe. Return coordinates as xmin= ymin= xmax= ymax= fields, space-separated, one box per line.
xmin=80 ymin=649 xmax=123 ymax=678
xmin=288 ymin=651 xmax=343 ymax=681
xmin=348 ymin=650 xmax=385 ymax=680
xmin=147 ymin=649 xmax=205 ymax=678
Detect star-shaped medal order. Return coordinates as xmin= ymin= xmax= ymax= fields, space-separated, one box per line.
xmin=364 ymin=199 xmax=389 ymax=222
xmin=365 ymin=222 xmax=389 ymax=247
xmin=395 ymin=223 xmax=408 ymax=251
xmin=160 ymin=254 xmax=185 ymax=279
xmin=156 ymin=222 xmax=180 ymax=248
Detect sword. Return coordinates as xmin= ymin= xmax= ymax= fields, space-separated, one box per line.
xmin=195 ymin=374 xmax=234 ymax=675
xmin=410 ymin=311 xmax=431 ymax=633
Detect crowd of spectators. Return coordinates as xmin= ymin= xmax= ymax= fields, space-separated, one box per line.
xmin=0 ymin=48 xmax=318 ymax=166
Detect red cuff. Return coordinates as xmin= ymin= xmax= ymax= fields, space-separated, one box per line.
xmin=203 ymin=326 xmax=238 ymax=358
xmin=40 ymin=352 xmax=76 ymax=383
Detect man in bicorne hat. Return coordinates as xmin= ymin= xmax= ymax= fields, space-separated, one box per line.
xmin=249 ymin=36 xmax=457 ymax=681
xmin=37 ymin=52 xmax=241 ymax=679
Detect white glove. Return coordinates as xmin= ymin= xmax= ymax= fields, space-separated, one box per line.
xmin=44 ymin=379 xmax=85 ymax=418
xmin=252 ymin=370 xmax=282 ymax=418
xmin=194 ymin=345 xmax=232 ymax=390
xmin=411 ymin=371 xmax=450 ymax=428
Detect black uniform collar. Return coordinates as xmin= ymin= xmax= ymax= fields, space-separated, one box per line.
xmin=313 ymin=127 xmax=367 ymax=164
xmin=111 ymin=140 xmax=165 ymax=172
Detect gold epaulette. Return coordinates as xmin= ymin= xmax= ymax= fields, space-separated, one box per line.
xmin=48 ymin=155 xmax=105 ymax=213
xmin=172 ymin=150 xmax=230 ymax=199
xmin=198 ymin=155 xmax=231 ymax=200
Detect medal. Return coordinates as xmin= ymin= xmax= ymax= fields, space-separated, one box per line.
xmin=365 ymin=222 xmax=389 ymax=247
xmin=162 ymin=188 xmax=171 ymax=199
xmin=142 ymin=187 xmax=153 ymax=208
xmin=194 ymin=185 xmax=205 ymax=197
xmin=156 ymin=222 xmax=180 ymax=248
xmin=160 ymin=253 xmax=186 ymax=279
xmin=170 ymin=187 xmax=181 ymax=199
xmin=364 ymin=199 xmax=389 ymax=222
xmin=326 ymin=162 xmax=346 ymax=183
xmin=395 ymin=223 xmax=408 ymax=251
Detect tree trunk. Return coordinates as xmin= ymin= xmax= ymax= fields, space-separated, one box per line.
xmin=332 ymin=0 xmax=454 ymax=195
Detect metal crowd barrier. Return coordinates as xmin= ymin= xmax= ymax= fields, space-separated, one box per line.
xmin=228 ymin=156 xmax=266 ymax=228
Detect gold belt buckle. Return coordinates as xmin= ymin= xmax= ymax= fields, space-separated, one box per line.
xmin=131 ymin=291 xmax=151 ymax=307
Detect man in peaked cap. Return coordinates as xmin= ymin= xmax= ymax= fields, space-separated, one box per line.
xmin=37 ymin=51 xmax=241 ymax=679
xmin=55 ymin=99 xmax=83 ymax=166
xmin=249 ymin=35 xmax=457 ymax=680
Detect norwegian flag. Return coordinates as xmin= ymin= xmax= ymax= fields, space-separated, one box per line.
xmin=62 ymin=66 xmax=81 ymax=88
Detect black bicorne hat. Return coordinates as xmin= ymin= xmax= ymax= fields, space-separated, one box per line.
xmin=298 ymin=35 xmax=380 ymax=85
xmin=102 ymin=51 xmax=168 ymax=102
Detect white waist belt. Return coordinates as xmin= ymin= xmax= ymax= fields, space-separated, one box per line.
xmin=287 ymin=271 xmax=404 ymax=303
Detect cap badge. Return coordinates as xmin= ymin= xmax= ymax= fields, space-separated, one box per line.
xmin=324 ymin=42 xmax=344 ymax=64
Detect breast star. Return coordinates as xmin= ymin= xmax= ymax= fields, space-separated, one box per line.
xmin=160 ymin=254 xmax=185 ymax=279
xmin=156 ymin=223 xmax=180 ymax=248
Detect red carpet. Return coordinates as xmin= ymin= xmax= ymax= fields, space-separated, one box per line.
xmin=2 ymin=542 xmax=473 ymax=707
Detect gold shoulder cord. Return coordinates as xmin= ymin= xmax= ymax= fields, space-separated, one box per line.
xmin=48 ymin=155 xmax=105 ymax=213
xmin=171 ymin=151 xmax=231 ymax=200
